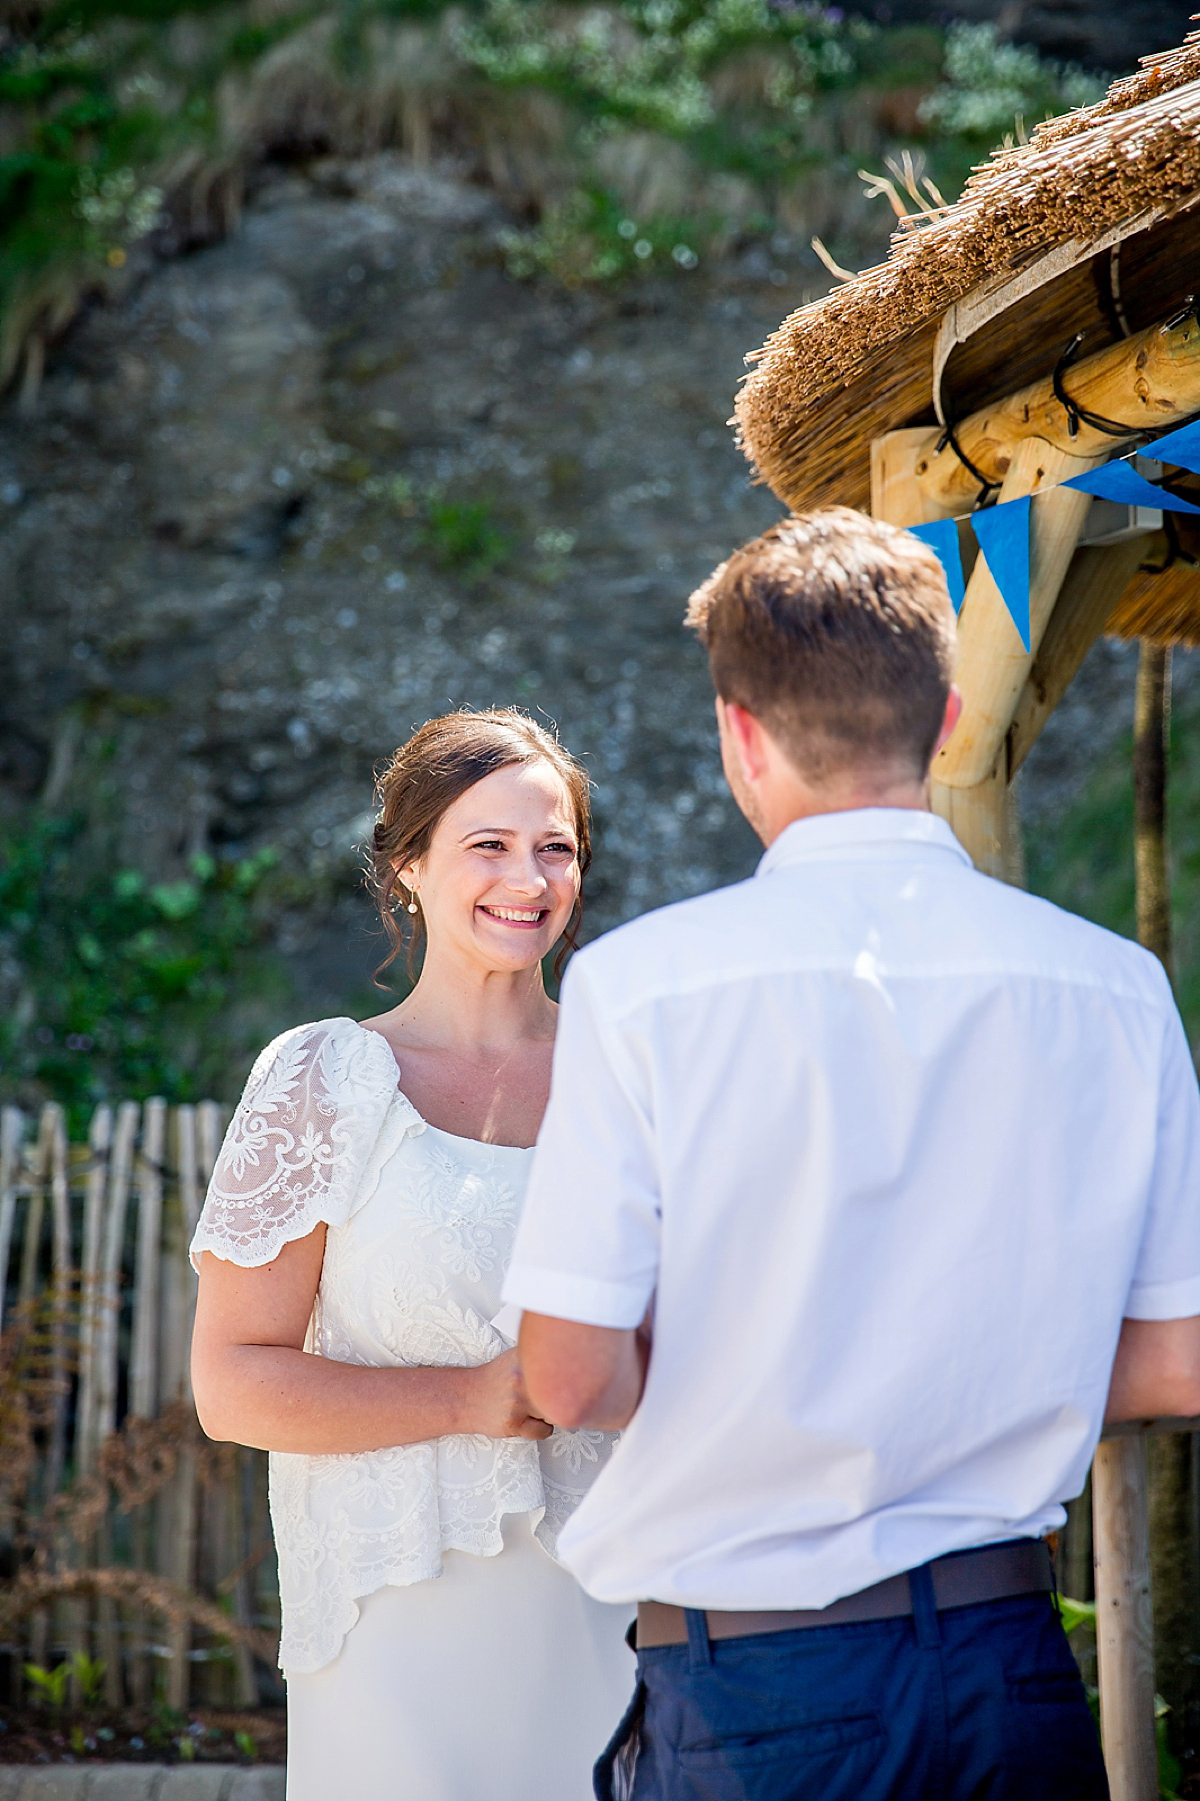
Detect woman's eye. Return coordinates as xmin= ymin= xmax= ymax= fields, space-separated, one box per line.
xmin=542 ymin=842 xmax=576 ymax=857
xmin=472 ymin=839 xmax=506 ymax=851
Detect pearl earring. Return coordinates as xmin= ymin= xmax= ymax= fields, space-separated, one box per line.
xmin=406 ymin=889 xmax=419 ymax=915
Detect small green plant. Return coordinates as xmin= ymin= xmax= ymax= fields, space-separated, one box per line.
xmin=23 ymin=1649 xmax=106 ymax=1710
xmin=235 ymin=1730 xmax=257 ymax=1759
xmin=23 ymin=1658 xmax=71 ymax=1708
xmin=70 ymin=1650 xmax=107 ymax=1707
xmin=499 ymin=186 xmax=702 ymax=286
xmin=422 ymin=497 xmax=511 ymax=578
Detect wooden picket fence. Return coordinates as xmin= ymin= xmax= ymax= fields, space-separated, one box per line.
xmin=0 ymin=1099 xmax=279 ymax=1712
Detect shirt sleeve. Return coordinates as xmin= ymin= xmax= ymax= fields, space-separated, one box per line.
xmin=189 ymin=1019 xmax=403 ymax=1270
xmin=503 ymin=955 xmax=660 ymax=1328
xmin=1125 ymin=994 xmax=1200 ymax=1321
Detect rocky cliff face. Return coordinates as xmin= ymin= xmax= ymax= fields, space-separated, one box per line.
xmin=0 ymin=143 xmax=1174 ymax=1037
xmin=0 ymin=155 xmax=818 ymax=1011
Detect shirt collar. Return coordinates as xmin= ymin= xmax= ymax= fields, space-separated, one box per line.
xmin=755 ymin=807 xmax=973 ymax=879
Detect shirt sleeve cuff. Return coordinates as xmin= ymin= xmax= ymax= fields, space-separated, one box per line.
xmin=1125 ymin=1274 xmax=1200 ymax=1321
xmin=501 ymin=1263 xmax=651 ymax=1329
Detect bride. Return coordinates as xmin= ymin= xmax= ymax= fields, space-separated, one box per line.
xmin=189 ymin=708 xmax=634 ymax=1800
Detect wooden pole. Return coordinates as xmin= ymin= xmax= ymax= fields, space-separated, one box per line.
xmin=1094 ymin=1437 xmax=1159 ymax=1801
xmin=96 ymin=1100 xmax=138 ymax=1709
xmin=75 ymin=1106 xmax=113 ymax=1479
xmin=1134 ymin=643 xmax=1173 ymax=977
xmin=162 ymin=1105 xmax=201 ymax=1711
xmin=1130 ymin=639 xmax=1195 ymax=1742
xmin=1008 ymin=538 xmax=1151 ymax=776
xmin=0 ymin=1107 xmax=23 ymax=1332
xmin=914 ymin=305 xmax=1200 ymax=514
xmin=870 ymin=428 xmax=1020 ymax=879
xmin=129 ymin=1098 xmax=166 ymax=1706
xmin=933 ymin=438 xmax=1104 ymax=790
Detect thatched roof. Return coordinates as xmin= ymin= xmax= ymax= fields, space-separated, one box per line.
xmin=734 ymin=33 xmax=1200 ymax=642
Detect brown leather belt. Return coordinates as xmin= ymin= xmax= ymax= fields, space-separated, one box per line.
xmin=635 ymin=1539 xmax=1054 ymax=1649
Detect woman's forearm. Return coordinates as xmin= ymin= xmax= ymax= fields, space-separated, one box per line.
xmin=194 ymin=1344 xmax=478 ymax=1454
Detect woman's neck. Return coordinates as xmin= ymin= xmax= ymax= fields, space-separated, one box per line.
xmin=385 ymin=951 xmax=555 ymax=1058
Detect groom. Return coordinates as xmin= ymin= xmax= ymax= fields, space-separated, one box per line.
xmin=503 ymin=507 xmax=1200 ymax=1800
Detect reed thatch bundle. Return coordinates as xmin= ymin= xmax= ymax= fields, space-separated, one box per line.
xmin=735 ymin=32 xmax=1200 ymax=644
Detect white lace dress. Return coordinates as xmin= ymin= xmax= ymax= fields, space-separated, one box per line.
xmin=191 ymin=1016 xmax=635 ymax=1801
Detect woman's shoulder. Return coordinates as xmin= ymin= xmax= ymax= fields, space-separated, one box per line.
xmin=243 ymin=1016 xmax=401 ymax=1110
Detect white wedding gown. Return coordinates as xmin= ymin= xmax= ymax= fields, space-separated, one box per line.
xmin=191 ymin=1016 xmax=635 ymax=1801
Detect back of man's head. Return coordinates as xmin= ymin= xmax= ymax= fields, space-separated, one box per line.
xmin=685 ymin=507 xmax=957 ymax=786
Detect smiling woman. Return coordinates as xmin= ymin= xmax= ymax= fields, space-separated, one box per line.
xmin=187 ymin=709 xmax=634 ymax=1801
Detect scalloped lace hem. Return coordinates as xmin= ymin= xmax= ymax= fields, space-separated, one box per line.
xmin=278 ymin=1505 xmax=555 ymax=1674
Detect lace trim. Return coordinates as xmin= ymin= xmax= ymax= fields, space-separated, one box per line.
xmin=190 ymin=1018 xmax=421 ymax=1269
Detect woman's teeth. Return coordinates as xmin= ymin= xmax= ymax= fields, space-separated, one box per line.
xmin=482 ymin=906 xmax=545 ymax=922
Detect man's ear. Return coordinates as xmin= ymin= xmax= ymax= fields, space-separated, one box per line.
xmin=718 ymin=698 xmax=770 ymax=783
xmin=933 ymin=686 xmax=963 ymax=758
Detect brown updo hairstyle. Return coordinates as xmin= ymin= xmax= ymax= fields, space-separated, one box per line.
xmin=369 ymin=708 xmax=592 ymax=983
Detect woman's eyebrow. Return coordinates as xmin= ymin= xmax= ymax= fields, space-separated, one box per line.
xmin=458 ymin=825 xmax=575 ymax=842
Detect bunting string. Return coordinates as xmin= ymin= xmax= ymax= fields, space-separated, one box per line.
xmin=906 ymin=418 xmax=1200 ymax=645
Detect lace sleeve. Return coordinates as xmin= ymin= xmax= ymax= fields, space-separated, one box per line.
xmin=190 ymin=1017 xmax=415 ymax=1269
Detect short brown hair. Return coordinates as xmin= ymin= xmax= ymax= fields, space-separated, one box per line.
xmin=369 ymin=708 xmax=592 ymax=981
xmin=685 ymin=507 xmax=956 ymax=781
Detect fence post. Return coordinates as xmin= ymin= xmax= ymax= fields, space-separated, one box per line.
xmin=162 ymin=1104 xmax=201 ymax=1710
xmin=95 ymin=1100 xmax=139 ymax=1709
xmin=0 ymin=1107 xmax=24 ymax=1331
xmin=1094 ymin=1434 xmax=1159 ymax=1801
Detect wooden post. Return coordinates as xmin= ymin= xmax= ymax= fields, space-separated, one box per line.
xmin=933 ymin=438 xmax=1103 ymax=790
xmin=75 ymin=1105 xmax=113 ymax=1479
xmin=1008 ymin=538 xmax=1150 ymax=776
xmin=1134 ymin=643 xmax=1173 ymax=977
xmin=129 ymin=1098 xmax=166 ymax=1705
xmin=1131 ymin=639 xmax=1195 ymax=1739
xmin=870 ymin=428 xmax=1019 ymax=880
xmin=95 ymin=1100 xmax=139 ymax=1709
xmin=0 ymin=1107 xmax=23 ymax=1331
xmin=1094 ymin=1437 xmax=1159 ymax=1801
xmin=162 ymin=1105 xmax=201 ymax=1710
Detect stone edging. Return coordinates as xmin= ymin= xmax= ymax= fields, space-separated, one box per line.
xmin=0 ymin=1767 xmax=284 ymax=1800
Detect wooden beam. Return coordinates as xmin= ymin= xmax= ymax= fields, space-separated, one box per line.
xmin=870 ymin=429 xmax=1018 ymax=879
xmin=915 ymin=305 xmax=1200 ymax=514
xmin=869 ymin=428 xmax=953 ymax=527
xmin=1093 ymin=1437 xmax=1158 ymax=1801
xmin=934 ymin=438 xmax=1102 ymax=790
xmin=1008 ymin=536 xmax=1152 ymax=776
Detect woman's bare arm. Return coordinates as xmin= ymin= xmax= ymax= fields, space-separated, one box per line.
xmin=191 ymin=1231 xmax=551 ymax=1453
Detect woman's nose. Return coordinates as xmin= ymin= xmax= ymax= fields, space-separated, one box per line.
xmin=505 ymin=858 xmax=548 ymax=895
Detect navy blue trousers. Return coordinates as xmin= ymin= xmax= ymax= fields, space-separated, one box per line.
xmin=594 ymin=1574 xmax=1109 ymax=1801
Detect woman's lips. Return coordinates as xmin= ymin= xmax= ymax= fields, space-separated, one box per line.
xmin=477 ymin=904 xmax=550 ymax=928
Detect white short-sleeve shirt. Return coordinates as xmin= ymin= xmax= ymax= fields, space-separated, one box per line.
xmin=503 ymin=807 xmax=1200 ymax=1610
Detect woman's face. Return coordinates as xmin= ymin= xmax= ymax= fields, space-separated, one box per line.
xmin=400 ymin=760 xmax=581 ymax=976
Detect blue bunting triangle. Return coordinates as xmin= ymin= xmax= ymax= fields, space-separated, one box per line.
xmin=908 ymin=518 xmax=966 ymax=613
xmin=971 ymin=498 xmax=1031 ymax=651
xmin=1063 ymin=459 xmax=1200 ymax=514
xmin=1145 ymin=420 xmax=1200 ymax=475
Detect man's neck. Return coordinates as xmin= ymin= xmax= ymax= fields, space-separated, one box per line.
xmin=755 ymin=773 xmax=931 ymax=848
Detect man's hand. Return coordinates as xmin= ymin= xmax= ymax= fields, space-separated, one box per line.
xmin=1105 ymin=1315 xmax=1200 ymax=1425
xmin=518 ymin=1313 xmax=650 ymax=1431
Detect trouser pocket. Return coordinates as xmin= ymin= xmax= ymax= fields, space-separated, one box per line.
xmin=594 ymin=1678 xmax=647 ymax=1801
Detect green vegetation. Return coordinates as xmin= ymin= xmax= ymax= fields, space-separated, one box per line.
xmin=1026 ymin=673 xmax=1200 ymax=1049
xmin=422 ymin=495 xmax=511 ymax=578
xmin=0 ymin=747 xmax=293 ymax=1125
xmin=0 ymin=1 xmax=1109 ymax=386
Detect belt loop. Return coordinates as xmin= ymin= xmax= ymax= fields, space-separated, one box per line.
xmin=909 ymin=1563 xmax=941 ymax=1649
xmin=684 ymin=1607 xmax=713 ymax=1669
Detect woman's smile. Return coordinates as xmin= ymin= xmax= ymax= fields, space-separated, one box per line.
xmin=478 ymin=903 xmax=551 ymax=927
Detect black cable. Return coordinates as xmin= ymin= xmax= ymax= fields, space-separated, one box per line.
xmin=935 ymin=421 xmax=1001 ymax=506
xmin=1052 ymin=332 xmax=1135 ymax=439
